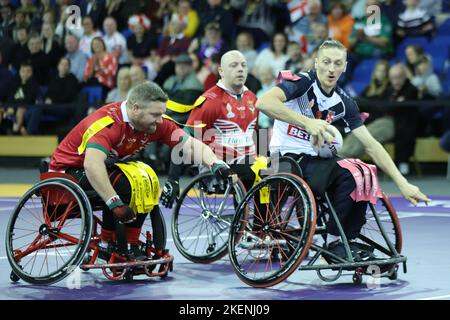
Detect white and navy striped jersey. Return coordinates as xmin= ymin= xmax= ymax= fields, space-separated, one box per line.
xmin=270 ymin=70 xmax=363 ymax=156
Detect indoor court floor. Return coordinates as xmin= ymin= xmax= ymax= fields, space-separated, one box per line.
xmin=0 ymin=169 xmax=449 ymax=300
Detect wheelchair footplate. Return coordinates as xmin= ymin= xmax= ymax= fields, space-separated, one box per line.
xmin=80 ymin=250 xmax=174 ymax=281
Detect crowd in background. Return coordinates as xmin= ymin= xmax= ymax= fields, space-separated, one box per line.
xmin=0 ymin=0 xmax=449 ymax=175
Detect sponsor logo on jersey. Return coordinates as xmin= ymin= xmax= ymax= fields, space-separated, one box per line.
xmin=287 ymin=124 xmax=311 ymax=141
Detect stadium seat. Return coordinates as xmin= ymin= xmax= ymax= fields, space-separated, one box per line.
xmin=444 ymin=0 xmax=450 ymax=12
xmin=81 ymin=86 xmax=103 ymax=105
xmin=351 ymin=59 xmax=377 ymax=83
xmin=346 ymin=81 xmax=367 ymax=97
xmin=429 ymin=36 xmax=450 ymax=58
xmin=120 ymin=28 xmax=133 ymax=39
xmin=257 ymin=41 xmax=270 ymax=53
xmin=437 ymin=18 xmax=450 ymax=35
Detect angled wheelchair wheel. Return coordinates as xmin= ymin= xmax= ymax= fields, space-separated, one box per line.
xmin=172 ymin=172 xmax=246 ymax=263
xmin=5 ymin=178 xmax=93 ymax=285
xmin=228 ymin=173 xmax=316 ymax=287
xmin=357 ymin=193 xmax=403 ymax=273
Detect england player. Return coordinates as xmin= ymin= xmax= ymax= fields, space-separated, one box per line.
xmin=256 ymin=39 xmax=430 ymax=259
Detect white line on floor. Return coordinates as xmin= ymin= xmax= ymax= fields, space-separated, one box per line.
xmin=418 ymin=294 xmax=450 ymax=300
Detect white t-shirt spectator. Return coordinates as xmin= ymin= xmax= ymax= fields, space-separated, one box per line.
xmin=253 ymin=48 xmax=289 ymax=77
xmin=103 ymin=31 xmax=129 ymax=64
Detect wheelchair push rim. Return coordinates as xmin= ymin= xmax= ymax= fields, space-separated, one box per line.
xmin=6 ymin=179 xmax=93 ymax=285
xmin=228 ymin=173 xmax=316 ymax=288
xmin=172 ymin=172 xmax=246 ymax=263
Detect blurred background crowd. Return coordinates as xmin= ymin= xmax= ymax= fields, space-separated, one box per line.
xmin=0 ymin=0 xmax=449 ymax=175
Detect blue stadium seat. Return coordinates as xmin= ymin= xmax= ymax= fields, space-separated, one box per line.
xmin=351 ymin=59 xmax=377 ymax=82
xmin=120 ymin=28 xmax=133 ymax=39
xmin=429 ymin=36 xmax=450 ymax=58
xmin=437 ymin=18 xmax=450 ymax=35
xmin=257 ymin=41 xmax=270 ymax=53
xmin=81 ymin=86 xmax=103 ymax=105
xmin=346 ymin=81 xmax=367 ymax=97
xmin=444 ymin=0 xmax=450 ymax=13
xmin=443 ymin=78 xmax=450 ymax=97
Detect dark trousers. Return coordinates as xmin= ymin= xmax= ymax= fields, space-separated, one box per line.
xmin=287 ymin=154 xmax=368 ymax=240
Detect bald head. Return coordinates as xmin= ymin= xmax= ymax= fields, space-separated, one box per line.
xmin=220 ymin=50 xmax=245 ymax=69
xmin=219 ymin=50 xmax=248 ymax=94
xmin=389 ymin=63 xmax=407 ymax=91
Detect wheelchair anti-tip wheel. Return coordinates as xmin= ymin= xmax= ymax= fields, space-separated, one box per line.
xmin=172 ymin=172 xmax=246 ymax=263
xmin=228 ymin=173 xmax=316 ymax=288
xmin=6 ymin=178 xmax=93 ymax=285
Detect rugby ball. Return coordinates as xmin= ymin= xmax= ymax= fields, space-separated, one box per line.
xmin=313 ymin=125 xmax=343 ymax=158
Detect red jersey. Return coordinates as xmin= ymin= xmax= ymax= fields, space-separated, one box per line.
xmin=49 ymin=101 xmax=185 ymax=171
xmin=186 ymin=81 xmax=258 ymax=163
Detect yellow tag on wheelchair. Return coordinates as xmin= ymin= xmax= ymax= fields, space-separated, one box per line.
xmin=114 ymin=161 xmax=160 ymax=214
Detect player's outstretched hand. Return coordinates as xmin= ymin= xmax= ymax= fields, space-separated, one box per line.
xmin=399 ymin=182 xmax=431 ymax=206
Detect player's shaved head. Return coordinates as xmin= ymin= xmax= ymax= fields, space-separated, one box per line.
xmin=220 ymin=50 xmax=245 ymax=68
xmin=218 ymin=50 xmax=248 ymax=94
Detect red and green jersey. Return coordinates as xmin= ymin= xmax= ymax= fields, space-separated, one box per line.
xmin=49 ymin=101 xmax=186 ymax=171
xmin=186 ymin=81 xmax=258 ymax=163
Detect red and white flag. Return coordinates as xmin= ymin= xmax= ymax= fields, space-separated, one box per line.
xmin=287 ymin=0 xmax=309 ymax=23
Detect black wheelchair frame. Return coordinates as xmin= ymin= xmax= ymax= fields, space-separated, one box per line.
xmin=227 ymin=156 xmax=407 ymax=287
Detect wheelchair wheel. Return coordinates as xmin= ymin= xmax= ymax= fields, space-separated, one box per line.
xmin=5 ymin=178 xmax=93 ymax=285
xmin=172 ymin=172 xmax=246 ymax=263
xmin=358 ymin=194 xmax=403 ymax=273
xmin=228 ymin=173 xmax=316 ymax=287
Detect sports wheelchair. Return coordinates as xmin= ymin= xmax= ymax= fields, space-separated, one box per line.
xmin=5 ymin=171 xmax=173 ymax=285
xmin=171 ymin=169 xmax=246 ymax=263
xmin=227 ymin=156 xmax=407 ymax=288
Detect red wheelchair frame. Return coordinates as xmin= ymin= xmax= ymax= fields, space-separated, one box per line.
xmin=6 ymin=171 xmax=173 ymax=285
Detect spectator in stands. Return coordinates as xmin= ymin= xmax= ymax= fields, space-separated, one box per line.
xmin=341 ymin=60 xmax=391 ymax=157
xmin=235 ymin=32 xmax=257 ymax=73
xmin=158 ymin=13 xmax=191 ymax=64
xmin=14 ymin=9 xmax=29 ymax=30
xmin=163 ymin=53 xmax=203 ymax=105
xmin=41 ymin=22 xmax=64 ymax=68
xmin=18 ymin=0 xmax=37 ymax=22
xmin=288 ymin=0 xmax=327 ymax=44
xmin=129 ymin=64 xmax=146 ymax=88
xmin=102 ymin=16 xmax=128 ymax=65
xmin=411 ymin=56 xmax=442 ymax=99
xmin=27 ymin=34 xmax=52 ymax=85
xmin=65 ymin=34 xmax=88 ymax=83
xmin=405 ymin=44 xmax=428 ymax=80
xmin=380 ymin=0 xmax=406 ymax=28
xmin=419 ymin=0 xmax=442 ymax=16
xmin=0 ymin=49 xmax=13 ymax=133
xmin=189 ymin=21 xmax=228 ymax=64
xmin=0 ymin=4 xmax=14 ymax=39
xmin=194 ymin=0 xmax=234 ymax=43
xmin=6 ymin=62 xmax=38 ymax=135
xmin=253 ymin=32 xmax=289 ymax=77
xmin=256 ymin=65 xmax=275 ymax=130
xmin=29 ymin=0 xmax=53 ymax=32
xmin=126 ymin=14 xmax=158 ymax=65
xmin=285 ymin=41 xmax=303 ymax=74
xmin=230 ymin=0 xmax=279 ymax=48
xmin=387 ymin=63 xmax=419 ymax=175
xmin=84 ymin=36 xmax=118 ymax=98
xmin=172 ymin=0 xmax=199 ymax=39
xmin=24 ymin=57 xmax=79 ymax=135
xmin=327 ymin=2 xmax=354 ymax=49
xmin=349 ymin=0 xmax=393 ymax=58
xmin=106 ymin=67 xmax=131 ymax=103
xmin=11 ymin=25 xmax=29 ymax=70
xmin=80 ymin=0 xmax=106 ymax=30
xmin=396 ymin=0 xmax=435 ymax=40
xmin=305 ymin=22 xmax=329 ymax=54
xmin=79 ymin=16 xmax=102 ymax=58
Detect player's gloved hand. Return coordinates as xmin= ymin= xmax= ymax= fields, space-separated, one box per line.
xmin=106 ymin=195 xmax=136 ymax=224
xmin=160 ymin=178 xmax=180 ymax=208
xmin=211 ymin=160 xmax=232 ymax=182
